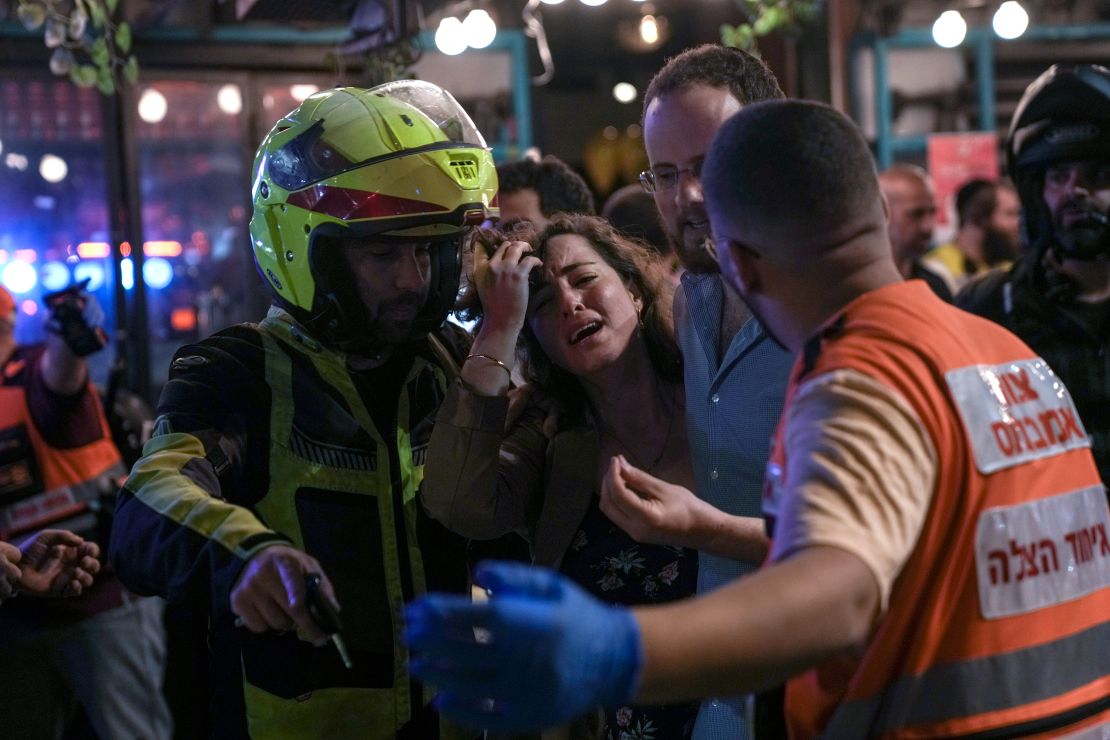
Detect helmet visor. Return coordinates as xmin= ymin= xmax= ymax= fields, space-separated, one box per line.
xmin=268 ymin=81 xmax=488 ymax=192
xmin=371 ymin=80 xmax=488 ymax=149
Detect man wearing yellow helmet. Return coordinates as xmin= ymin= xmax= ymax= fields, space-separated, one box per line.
xmin=110 ymin=82 xmax=497 ymax=739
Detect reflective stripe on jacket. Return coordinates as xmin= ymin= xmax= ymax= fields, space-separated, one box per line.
xmin=766 ymin=280 xmax=1110 ymax=739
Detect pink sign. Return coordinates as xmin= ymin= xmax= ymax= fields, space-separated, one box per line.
xmin=927 ymin=132 xmax=1000 ymax=227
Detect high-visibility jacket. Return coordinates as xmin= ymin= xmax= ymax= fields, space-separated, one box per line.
xmin=0 ymin=344 xmax=123 ymax=540
xmin=110 ymin=308 xmax=472 ymax=740
xmin=765 ymin=280 xmax=1110 ymax=739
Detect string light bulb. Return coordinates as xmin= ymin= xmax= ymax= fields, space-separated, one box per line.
xmin=993 ymin=1 xmax=1029 ymax=40
xmin=435 ymin=16 xmax=467 ymax=55
xmin=932 ymin=9 xmax=967 ymax=47
xmin=463 ymin=9 xmax=497 ymax=49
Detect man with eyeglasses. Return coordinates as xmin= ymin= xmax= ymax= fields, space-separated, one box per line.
xmin=595 ymin=44 xmax=795 ymax=739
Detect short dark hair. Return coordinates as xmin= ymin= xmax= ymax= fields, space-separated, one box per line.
xmin=460 ymin=215 xmax=680 ymax=425
xmin=954 ymin=178 xmax=998 ymax=229
xmin=703 ymin=100 xmax=882 ymax=248
xmin=496 ymin=156 xmax=596 ymax=217
xmin=601 ymin=184 xmax=671 ymax=257
xmin=643 ymin=44 xmax=785 ymax=120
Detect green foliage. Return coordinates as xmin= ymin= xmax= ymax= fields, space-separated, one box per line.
xmin=17 ymin=0 xmax=139 ymax=96
xmin=721 ymin=0 xmax=820 ymax=56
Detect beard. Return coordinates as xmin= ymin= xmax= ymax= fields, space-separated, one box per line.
xmin=1052 ymin=204 xmax=1110 ymax=260
xmin=345 ymin=294 xmax=426 ymax=357
xmin=666 ymin=231 xmax=720 ymax=274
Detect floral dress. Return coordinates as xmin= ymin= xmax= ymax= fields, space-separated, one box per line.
xmin=560 ymin=495 xmax=700 ymax=740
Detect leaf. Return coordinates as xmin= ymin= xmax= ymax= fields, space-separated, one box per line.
xmin=44 ymin=18 xmax=66 ymax=48
xmin=123 ymin=55 xmax=139 ymax=85
xmin=68 ymin=8 xmax=88 ymax=39
xmin=49 ymin=47 xmax=75 ymax=75
xmin=96 ymin=64 xmax=114 ymax=95
xmin=106 ymin=0 xmax=118 ymax=13
xmin=89 ymin=1 xmax=106 ymax=27
xmin=90 ymin=36 xmax=109 ymax=65
xmin=70 ymin=64 xmax=98 ymax=87
xmin=115 ymin=21 xmax=131 ymax=54
xmin=17 ymin=2 xmax=47 ymax=31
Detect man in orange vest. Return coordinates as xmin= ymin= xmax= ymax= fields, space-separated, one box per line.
xmin=0 ymin=282 xmax=171 ymax=738
xmin=404 ymin=100 xmax=1110 ymax=738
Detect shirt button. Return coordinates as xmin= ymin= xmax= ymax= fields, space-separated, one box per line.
xmin=710 ymin=469 xmax=719 ymax=480
xmin=711 ymin=393 xmax=720 ymax=404
xmin=710 ymin=699 xmax=720 ymax=708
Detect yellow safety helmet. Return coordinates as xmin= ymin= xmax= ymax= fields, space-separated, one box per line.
xmin=249 ymin=81 xmax=499 ymax=348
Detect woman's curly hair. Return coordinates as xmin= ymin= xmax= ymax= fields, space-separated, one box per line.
xmin=458 ymin=214 xmax=681 ymax=425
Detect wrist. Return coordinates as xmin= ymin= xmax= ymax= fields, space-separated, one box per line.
xmin=680 ymin=495 xmax=716 ymax=549
xmin=597 ymin=606 xmax=644 ymax=708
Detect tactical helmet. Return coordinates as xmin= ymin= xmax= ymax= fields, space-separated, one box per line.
xmin=1008 ymin=64 xmax=1110 ymax=260
xmin=249 ymin=81 xmax=499 ymax=350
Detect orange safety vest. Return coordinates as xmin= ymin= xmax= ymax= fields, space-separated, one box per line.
xmin=0 ymin=348 xmax=123 ymax=540
xmin=764 ymin=280 xmax=1110 ymax=739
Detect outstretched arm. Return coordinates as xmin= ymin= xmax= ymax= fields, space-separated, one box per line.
xmin=405 ymin=551 xmax=877 ymax=732
xmin=40 ymin=281 xmax=108 ymax=396
xmin=635 ymin=546 xmax=876 ymax=701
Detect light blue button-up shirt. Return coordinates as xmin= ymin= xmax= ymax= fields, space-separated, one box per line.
xmin=677 ymin=272 xmax=793 ymax=740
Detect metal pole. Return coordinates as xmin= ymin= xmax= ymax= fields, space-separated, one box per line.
xmin=102 ymin=84 xmax=151 ymax=403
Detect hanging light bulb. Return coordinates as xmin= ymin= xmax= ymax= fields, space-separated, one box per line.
xmin=579 ymin=0 xmax=608 ymax=6
xmin=932 ymin=10 xmax=967 ymax=48
xmin=993 ymin=1 xmax=1029 ymax=40
xmin=435 ymin=17 xmax=468 ymax=55
xmin=217 ymin=84 xmax=243 ymax=116
xmin=613 ymin=82 xmax=637 ymax=104
xmin=39 ymin=154 xmax=68 ymax=183
xmin=137 ymin=87 xmax=168 ymax=123
xmin=540 ymin=0 xmax=565 ymax=5
xmin=640 ymin=14 xmax=659 ymax=44
xmin=463 ymin=9 xmax=497 ymax=49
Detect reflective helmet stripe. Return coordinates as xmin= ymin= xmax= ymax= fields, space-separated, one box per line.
xmin=287 ymin=186 xmax=448 ymax=221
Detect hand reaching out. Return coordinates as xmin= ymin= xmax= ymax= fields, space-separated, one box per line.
xmin=601 ymin=456 xmax=770 ymax=564
xmin=600 ymin=455 xmax=704 ymax=548
xmin=14 ymin=529 xmax=101 ymax=599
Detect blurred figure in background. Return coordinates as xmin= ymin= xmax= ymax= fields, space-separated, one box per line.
xmin=0 ymin=282 xmax=171 ymax=739
xmin=878 ymin=165 xmax=953 ymax=300
xmin=960 ymin=64 xmax=1110 ymax=489
xmin=601 ymin=184 xmax=678 ymax=279
xmin=926 ymin=178 xmax=1021 ymax=289
xmin=496 ymin=155 xmax=596 ymax=227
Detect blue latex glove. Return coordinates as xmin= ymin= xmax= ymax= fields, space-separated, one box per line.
xmin=405 ymin=561 xmax=643 ymax=733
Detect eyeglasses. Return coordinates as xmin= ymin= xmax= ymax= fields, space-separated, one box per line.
xmin=638 ymin=160 xmax=703 ymax=193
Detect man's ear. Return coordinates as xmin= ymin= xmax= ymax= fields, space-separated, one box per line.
xmin=725 ymin=240 xmax=762 ymax=295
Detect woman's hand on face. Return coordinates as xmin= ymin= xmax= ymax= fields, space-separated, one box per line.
xmin=473 ymin=240 xmax=543 ymax=335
